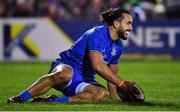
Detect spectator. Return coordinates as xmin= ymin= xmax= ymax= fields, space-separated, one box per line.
xmin=0 ymin=2 xmax=6 ymax=17
xmin=152 ymin=0 xmax=165 ymax=20
xmin=13 ymin=0 xmax=32 ymax=17
xmin=85 ymin=0 xmax=106 ymax=19
xmin=125 ymin=0 xmax=146 ymax=22
xmin=164 ymin=0 xmax=180 ymax=19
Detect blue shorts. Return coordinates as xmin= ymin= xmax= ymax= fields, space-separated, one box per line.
xmin=49 ymin=59 xmax=101 ymax=96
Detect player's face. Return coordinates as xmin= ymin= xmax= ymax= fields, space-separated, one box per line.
xmin=116 ymin=13 xmax=133 ymax=40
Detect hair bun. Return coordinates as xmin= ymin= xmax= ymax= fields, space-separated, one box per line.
xmin=100 ymin=8 xmax=130 ymax=25
xmin=101 ymin=9 xmax=113 ymax=24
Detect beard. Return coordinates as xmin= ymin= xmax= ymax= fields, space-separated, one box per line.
xmin=118 ymin=31 xmax=127 ymax=40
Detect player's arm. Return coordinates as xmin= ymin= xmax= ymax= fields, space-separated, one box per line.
xmin=107 ymin=64 xmax=119 ymax=101
xmin=88 ymin=51 xmax=124 ymax=87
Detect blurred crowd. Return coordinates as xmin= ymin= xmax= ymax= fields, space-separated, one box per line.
xmin=0 ymin=0 xmax=180 ymax=21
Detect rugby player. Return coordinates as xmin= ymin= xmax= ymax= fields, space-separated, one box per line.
xmin=8 ymin=8 xmax=133 ymax=104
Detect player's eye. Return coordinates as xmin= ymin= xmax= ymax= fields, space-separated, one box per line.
xmin=127 ymin=21 xmax=132 ymax=25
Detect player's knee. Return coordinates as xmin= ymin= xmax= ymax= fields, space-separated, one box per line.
xmin=52 ymin=69 xmax=72 ymax=85
xmin=62 ymin=71 xmax=72 ymax=83
xmin=94 ymin=88 xmax=109 ymax=102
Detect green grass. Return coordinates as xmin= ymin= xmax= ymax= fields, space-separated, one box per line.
xmin=0 ymin=61 xmax=180 ymax=111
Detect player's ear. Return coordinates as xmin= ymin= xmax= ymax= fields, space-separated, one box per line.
xmin=113 ymin=21 xmax=120 ymax=29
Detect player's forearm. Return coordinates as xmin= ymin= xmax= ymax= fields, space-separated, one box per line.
xmin=89 ymin=52 xmax=123 ymax=86
xmin=93 ymin=61 xmax=123 ymax=86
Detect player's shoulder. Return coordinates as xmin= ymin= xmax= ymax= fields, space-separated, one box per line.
xmin=85 ymin=25 xmax=107 ymax=37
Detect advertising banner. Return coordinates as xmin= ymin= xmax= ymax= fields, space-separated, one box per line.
xmin=0 ymin=18 xmax=72 ymax=61
xmin=0 ymin=19 xmax=180 ymax=61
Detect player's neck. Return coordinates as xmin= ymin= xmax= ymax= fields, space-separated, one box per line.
xmin=108 ymin=26 xmax=119 ymax=41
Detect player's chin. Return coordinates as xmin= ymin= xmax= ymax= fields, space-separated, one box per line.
xmin=120 ymin=35 xmax=128 ymax=40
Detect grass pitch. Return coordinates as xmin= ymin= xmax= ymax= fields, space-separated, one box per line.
xmin=0 ymin=61 xmax=180 ymax=111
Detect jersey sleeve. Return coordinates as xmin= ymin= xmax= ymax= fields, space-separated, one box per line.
xmin=87 ymin=32 xmax=105 ymax=54
xmin=110 ymin=54 xmax=121 ymax=64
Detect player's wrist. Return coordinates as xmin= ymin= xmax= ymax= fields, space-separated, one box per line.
xmin=118 ymin=80 xmax=125 ymax=87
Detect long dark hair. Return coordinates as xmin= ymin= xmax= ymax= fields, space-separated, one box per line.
xmin=101 ymin=8 xmax=130 ymax=25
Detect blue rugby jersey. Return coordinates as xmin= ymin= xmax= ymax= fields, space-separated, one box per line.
xmin=58 ymin=25 xmax=123 ymax=81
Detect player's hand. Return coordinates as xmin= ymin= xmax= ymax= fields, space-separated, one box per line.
xmin=116 ymin=80 xmax=145 ymax=103
xmin=117 ymin=80 xmax=134 ymax=93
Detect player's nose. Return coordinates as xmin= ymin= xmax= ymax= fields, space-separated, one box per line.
xmin=129 ymin=25 xmax=133 ymax=31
